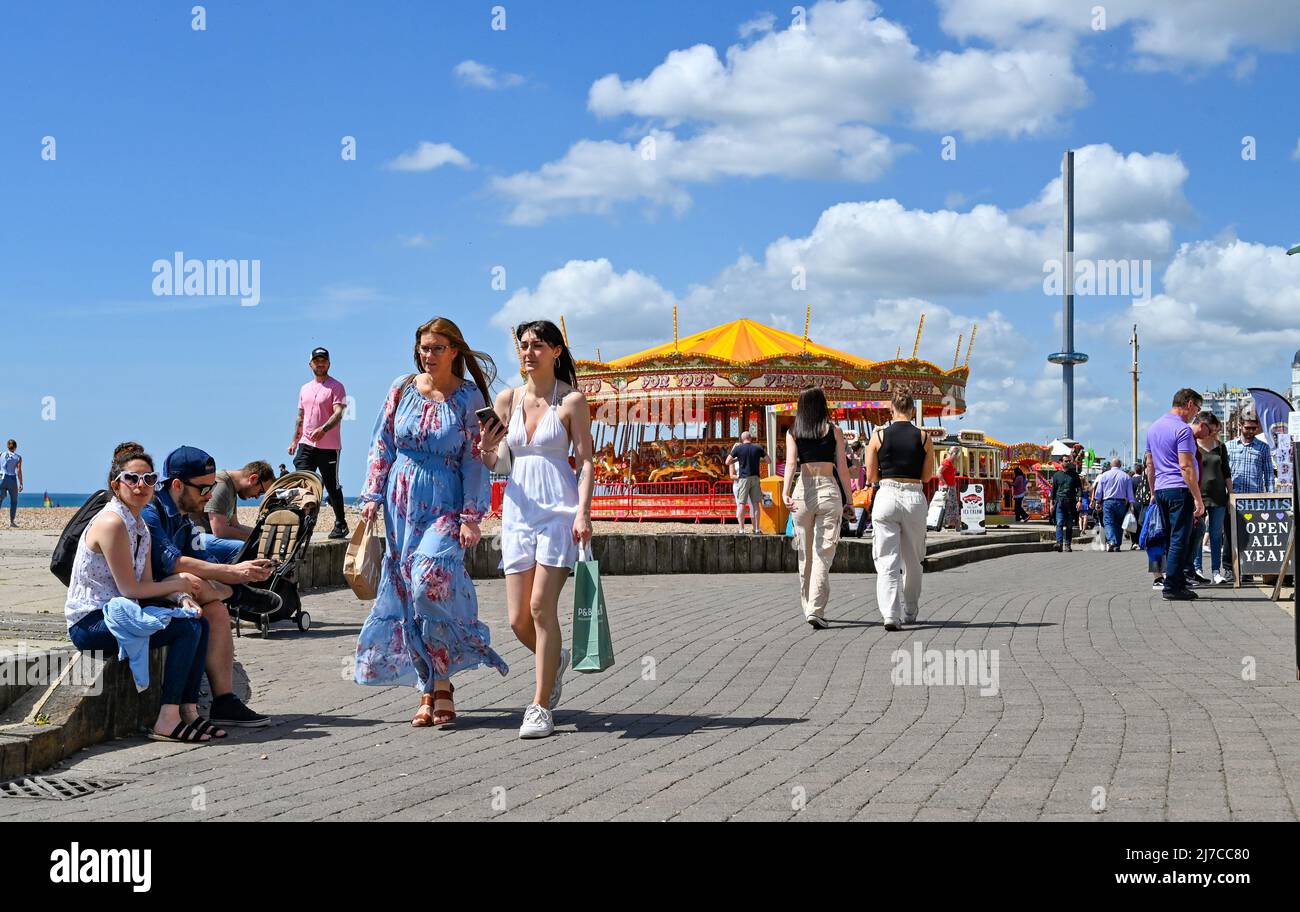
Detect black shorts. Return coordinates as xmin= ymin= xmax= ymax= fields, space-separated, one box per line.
xmin=293 ymin=444 xmax=340 ymax=484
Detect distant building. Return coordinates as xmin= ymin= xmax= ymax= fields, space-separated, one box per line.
xmin=1291 ymin=350 xmax=1300 ymax=408
xmin=1200 ymin=385 xmax=1249 ymax=425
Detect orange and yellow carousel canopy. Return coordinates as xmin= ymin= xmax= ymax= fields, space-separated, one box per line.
xmin=603 ymin=318 xmax=873 ymax=369
xmin=574 ymin=316 xmax=972 ymax=428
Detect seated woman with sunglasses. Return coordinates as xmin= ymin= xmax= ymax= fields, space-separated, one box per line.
xmin=64 ymin=443 xmax=220 ymax=743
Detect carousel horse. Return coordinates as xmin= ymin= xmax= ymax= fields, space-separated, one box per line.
xmin=646 ymin=440 xmax=727 ymax=483
xmin=594 ymin=444 xmax=634 ymax=484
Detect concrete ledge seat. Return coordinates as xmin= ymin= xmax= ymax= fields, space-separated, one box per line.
xmin=1 ymin=646 xmax=166 ymax=778
xmin=301 ymin=528 xmax=1061 ymax=589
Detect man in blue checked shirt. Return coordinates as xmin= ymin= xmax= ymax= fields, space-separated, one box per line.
xmin=1224 ymin=416 xmax=1273 ymax=582
xmin=1226 ymin=416 xmax=1273 ymax=494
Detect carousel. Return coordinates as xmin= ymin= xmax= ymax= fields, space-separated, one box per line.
xmin=1002 ymin=441 xmax=1052 ymax=519
xmin=571 ymin=308 xmax=975 ymax=522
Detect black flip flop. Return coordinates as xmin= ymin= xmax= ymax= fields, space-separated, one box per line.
xmin=188 ymin=717 xmax=228 ymax=739
xmin=147 ymin=720 xmax=212 ymax=744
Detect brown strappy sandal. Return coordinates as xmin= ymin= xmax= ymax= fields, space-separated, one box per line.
xmin=412 ymin=694 xmax=435 ymax=728
xmin=431 ymin=681 xmax=456 ymax=725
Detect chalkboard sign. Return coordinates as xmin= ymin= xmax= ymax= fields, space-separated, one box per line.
xmin=1230 ymin=493 xmax=1293 ymax=585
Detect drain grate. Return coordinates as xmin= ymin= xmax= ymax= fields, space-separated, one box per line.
xmin=0 ymin=775 xmax=127 ymax=800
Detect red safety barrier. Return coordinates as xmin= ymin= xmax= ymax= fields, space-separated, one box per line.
xmin=592 ymin=479 xmax=740 ymax=522
xmin=587 ymin=476 xmax=1003 ymax=523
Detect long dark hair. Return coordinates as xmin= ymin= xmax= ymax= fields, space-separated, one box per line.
xmin=793 ymin=387 xmax=830 ymax=439
xmin=515 ymin=320 xmax=577 ymax=387
xmin=108 ymin=442 xmax=154 ymax=493
xmin=413 ymin=316 xmax=498 ymax=396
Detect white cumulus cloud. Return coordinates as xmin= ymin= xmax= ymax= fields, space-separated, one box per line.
xmin=937 ymin=0 xmax=1300 ymax=72
xmin=454 ymin=60 xmax=526 ymax=89
xmin=493 ymin=0 xmax=1087 ymax=224
xmin=385 ymin=141 xmax=472 ymax=172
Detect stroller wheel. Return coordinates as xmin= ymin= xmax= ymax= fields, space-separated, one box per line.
xmin=297 ymin=612 xmax=312 ymax=632
xmin=259 ymin=616 xmax=271 ymax=637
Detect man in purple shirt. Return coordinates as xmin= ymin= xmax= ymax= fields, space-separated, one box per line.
xmin=1094 ymin=457 xmax=1135 ymax=552
xmin=1144 ymin=388 xmax=1206 ymax=600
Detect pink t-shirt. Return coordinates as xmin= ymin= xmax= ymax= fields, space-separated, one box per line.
xmin=298 ymin=377 xmax=346 ymax=451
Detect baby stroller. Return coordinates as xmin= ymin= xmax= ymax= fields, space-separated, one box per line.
xmin=232 ymin=471 xmax=322 ymax=635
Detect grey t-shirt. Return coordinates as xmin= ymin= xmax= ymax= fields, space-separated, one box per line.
xmin=202 ymin=471 xmax=238 ymax=532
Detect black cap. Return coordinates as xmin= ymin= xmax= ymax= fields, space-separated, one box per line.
xmin=311 ymin=347 xmax=330 ymax=360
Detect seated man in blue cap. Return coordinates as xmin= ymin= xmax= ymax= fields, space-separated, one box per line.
xmin=141 ymin=445 xmax=278 ymax=727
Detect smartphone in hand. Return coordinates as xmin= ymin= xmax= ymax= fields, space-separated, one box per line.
xmin=475 ymin=406 xmax=503 ymax=430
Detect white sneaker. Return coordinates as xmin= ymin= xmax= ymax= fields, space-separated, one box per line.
xmin=519 ymin=703 xmax=554 ymax=739
xmin=806 ymin=614 xmax=828 ymax=629
xmin=1212 ymin=571 xmax=1226 ymax=585
xmin=549 ymin=647 xmax=570 ymax=710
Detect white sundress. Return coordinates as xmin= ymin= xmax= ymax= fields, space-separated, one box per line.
xmin=500 ymin=383 xmax=580 ymax=574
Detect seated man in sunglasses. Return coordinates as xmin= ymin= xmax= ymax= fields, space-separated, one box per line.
xmin=140 ymin=446 xmax=277 ymax=727
xmin=192 ymin=459 xmax=278 ymax=562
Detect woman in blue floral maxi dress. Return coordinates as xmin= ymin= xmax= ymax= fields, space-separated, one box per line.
xmin=353 ymin=318 xmax=509 ymax=725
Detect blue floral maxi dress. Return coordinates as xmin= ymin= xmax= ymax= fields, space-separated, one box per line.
xmin=354 ymin=375 xmax=508 ymax=691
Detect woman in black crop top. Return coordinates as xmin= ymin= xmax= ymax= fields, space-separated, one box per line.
xmin=781 ymin=387 xmax=854 ymax=630
xmin=864 ymin=391 xmax=935 ymax=631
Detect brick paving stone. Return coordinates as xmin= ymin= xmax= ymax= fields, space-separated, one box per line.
xmin=4 ymin=548 xmax=1300 ymax=822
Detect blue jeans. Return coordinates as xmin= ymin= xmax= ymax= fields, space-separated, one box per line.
xmin=1192 ymin=504 xmax=1226 ymax=574
xmin=1055 ymin=501 xmax=1075 ymax=543
xmin=195 ymin=533 xmax=243 ymax=564
xmin=69 ymin=609 xmax=209 ymax=706
xmin=1156 ymin=488 xmax=1195 ymax=593
xmin=1102 ymin=499 xmax=1128 ymax=547
xmin=0 ymin=476 xmax=17 ymax=522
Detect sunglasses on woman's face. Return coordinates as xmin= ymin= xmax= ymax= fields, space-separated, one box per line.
xmin=116 ymin=471 xmax=158 ymax=488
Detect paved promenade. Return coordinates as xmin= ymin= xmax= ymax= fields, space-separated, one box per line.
xmin=2 ymin=546 xmax=1298 ymax=822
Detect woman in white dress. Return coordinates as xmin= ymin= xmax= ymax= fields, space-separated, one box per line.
xmin=484 ymin=320 xmax=594 ymax=739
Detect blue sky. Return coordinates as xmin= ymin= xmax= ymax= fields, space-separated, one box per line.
xmin=4 ymin=0 xmax=1300 ymax=492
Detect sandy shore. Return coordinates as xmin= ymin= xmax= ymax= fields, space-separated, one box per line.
xmin=0 ymin=505 xmax=365 ymax=534
xmin=0 ymin=505 xmax=752 ymax=537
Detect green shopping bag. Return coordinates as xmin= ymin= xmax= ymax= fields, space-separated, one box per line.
xmin=571 ymin=542 xmax=615 ymax=673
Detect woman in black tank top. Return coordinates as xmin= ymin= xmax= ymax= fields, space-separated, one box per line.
xmin=781 ymin=387 xmax=854 ymax=630
xmin=864 ymin=392 xmax=935 ymax=631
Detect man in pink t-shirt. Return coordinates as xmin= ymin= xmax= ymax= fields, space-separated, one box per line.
xmin=289 ymin=347 xmax=349 ymax=538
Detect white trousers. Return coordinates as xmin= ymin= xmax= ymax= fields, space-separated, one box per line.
xmin=871 ymin=481 xmax=928 ymax=623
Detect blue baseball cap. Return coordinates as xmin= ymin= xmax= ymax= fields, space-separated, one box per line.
xmin=164 ymin=445 xmax=216 ymax=481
